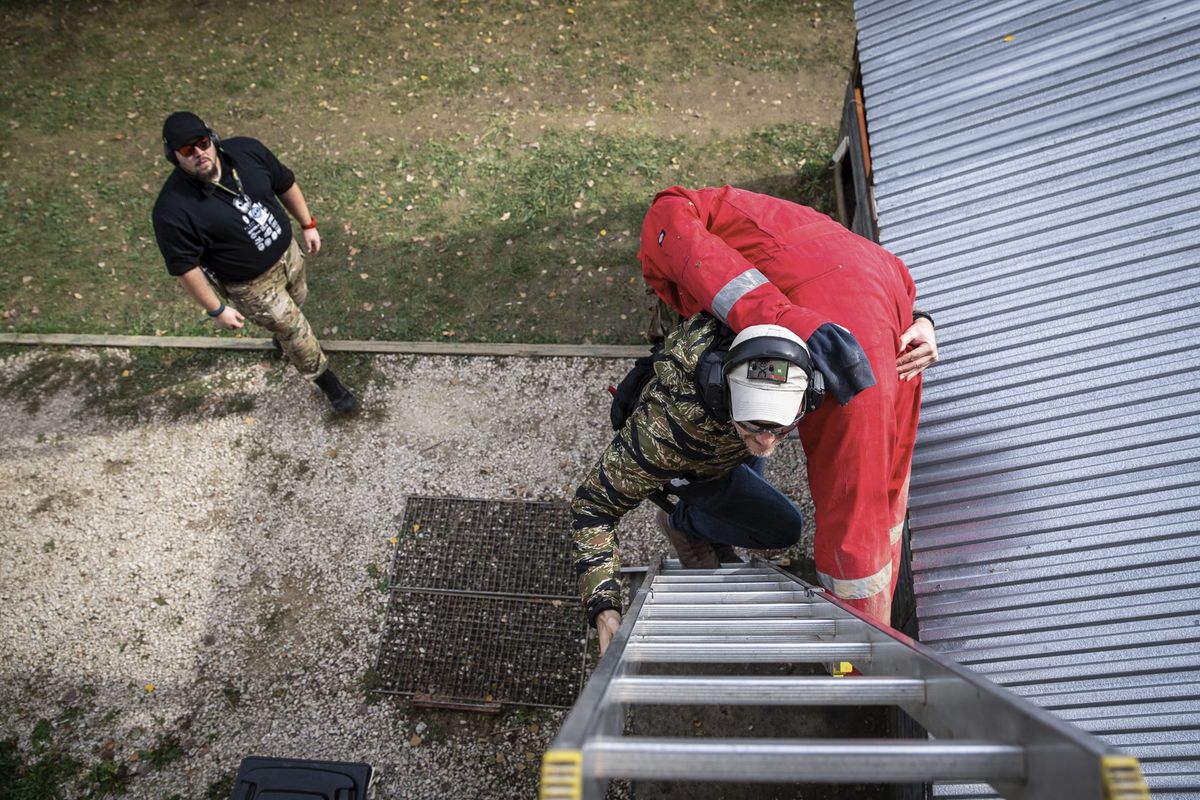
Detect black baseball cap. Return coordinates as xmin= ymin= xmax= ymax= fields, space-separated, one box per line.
xmin=162 ymin=111 xmax=210 ymax=150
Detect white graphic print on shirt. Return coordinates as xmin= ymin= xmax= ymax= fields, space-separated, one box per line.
xmin=233 ymin=194 xmax=282 ymax=252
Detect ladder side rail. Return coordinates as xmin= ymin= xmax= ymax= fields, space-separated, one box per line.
xmin=757 ymin=560 xmax=1134 ymax=800
xmin=541 ymin=561 xmax=664 ymax=800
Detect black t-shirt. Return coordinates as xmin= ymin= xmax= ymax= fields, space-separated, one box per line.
xmin=152 ymin=137 xmax=296 ymax=283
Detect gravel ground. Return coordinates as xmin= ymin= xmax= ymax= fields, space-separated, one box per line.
xmin=0 ymin=346 xmax=811 ymax=799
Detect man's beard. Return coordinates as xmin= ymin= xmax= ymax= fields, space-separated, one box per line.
xmin=740 ymin=434 xmax=778 ymax=458
xmin=196 ymin=160 xmax=218 ymax=181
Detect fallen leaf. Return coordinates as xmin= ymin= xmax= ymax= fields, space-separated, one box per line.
xmin=409 ymin=734 xmax=422 ymax=746
xmin=144 ymin=683 xmax=155 ymax=693
xmin=326 ymin=448 xmax=338 ymax=458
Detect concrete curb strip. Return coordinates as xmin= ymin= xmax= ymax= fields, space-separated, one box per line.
xmin=0 ymin=333 xmax=648 ymax=360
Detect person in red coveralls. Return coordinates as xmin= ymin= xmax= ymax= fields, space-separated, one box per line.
xmin=638 ymin=185 xmax=939 ymax=626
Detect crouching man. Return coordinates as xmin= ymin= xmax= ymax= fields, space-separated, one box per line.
xmin=572 ymin=314 xmax=823 ymax=654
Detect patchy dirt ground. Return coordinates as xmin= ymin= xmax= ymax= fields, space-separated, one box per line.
xmin=0 ymin=346 xmax=813 ymax=799
xmin=0 ymin=0 xmax=856 ymax=345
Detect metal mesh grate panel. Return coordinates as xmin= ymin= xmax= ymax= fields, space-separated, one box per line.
xmin=376 ymin=496 xmax=589 ymax=708
xmin=388 ymin=495 xmax=576 ymax=597
xmin=377 ymin=591 xmax=586 ymax=707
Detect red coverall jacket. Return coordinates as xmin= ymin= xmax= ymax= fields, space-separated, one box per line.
xmin=638 ymin=185 xmax=922 ymax=625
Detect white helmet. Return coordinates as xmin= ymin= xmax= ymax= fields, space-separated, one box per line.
xmin=725 ymin=324 xmax=812 ymax=427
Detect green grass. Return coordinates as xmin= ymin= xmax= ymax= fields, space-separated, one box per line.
xmin=0 ymin=728 xmax=180 ymax=800
xmin=82 ymin=758 xmax=128 ymax=798
xmin=137 ymin=735 xmax=185 ymax=771
xmin=0 ymin=721 xmax=82 ymax=800
xmin=206 ymin=774 xmax=235 ymax=800
xmin=0 ymin=704 xmax=197 ymax=799
xmin=0 ymin=1 xmax=854 ymax=346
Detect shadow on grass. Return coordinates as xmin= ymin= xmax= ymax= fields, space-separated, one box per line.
xmin=300 ymin=163 xmax=838 ymax=348
xmin=0 ymin=347 xmax=260 ymax=421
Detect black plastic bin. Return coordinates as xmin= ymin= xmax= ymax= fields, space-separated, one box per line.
xmin=230 ymin=756 xmax=373 ymax=800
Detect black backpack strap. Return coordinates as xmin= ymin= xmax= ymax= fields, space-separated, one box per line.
xmin=609 ymin=343 xmax=662 ymax=431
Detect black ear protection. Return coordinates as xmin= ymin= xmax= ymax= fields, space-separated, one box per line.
xmin=697 ymin=330 xmax=825 ymax=422
xmin=162 ymin=127 xmax=221 ymax=165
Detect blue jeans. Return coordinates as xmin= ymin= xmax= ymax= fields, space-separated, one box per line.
xmin=668 ymin=457 xmax=804 ymax=550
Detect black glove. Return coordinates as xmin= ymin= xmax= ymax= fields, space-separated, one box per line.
xmin=805 ymin=323 xmax=876 ymax=405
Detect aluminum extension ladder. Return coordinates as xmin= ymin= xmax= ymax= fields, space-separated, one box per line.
xmin=540 ymin=559 xmax=1149 ymax=800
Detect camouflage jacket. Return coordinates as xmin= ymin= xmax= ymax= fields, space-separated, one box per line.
xmin=571 ymin=314 xmax=753 ymax=624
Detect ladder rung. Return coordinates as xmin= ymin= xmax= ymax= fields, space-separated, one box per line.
xmin=624 ymin=641 xmax=872 ymax=663
xmin=632 ymin=619 xmax=836 ymax=636
xmin=650 ymin=580 xmax=791 ymax=592
xmin=652 ymin=574 xmax=786 ymax=584
xmin=608 ymin=676 xmax=927 ymax=705
xmin=583 ymin=737 xmax=1025 ymax=783
xmin=640 ymin=603 xmax=818 ymax=619
xmin=630 ymin=635 xmax=827 ymax=645
xmin=660 ymin=563 xmax=770 ymax=574
xmin=645 ymin=590 xmax=815 ymax=604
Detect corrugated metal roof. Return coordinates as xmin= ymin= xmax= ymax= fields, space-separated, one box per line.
xmin=854 ymin=0 xmax=1200 ymax=797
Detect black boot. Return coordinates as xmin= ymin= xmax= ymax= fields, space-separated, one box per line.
xmin=712 ymin=543 xmax=744 ymax=565
xmin=314 ymin=369 xmax=359 ymax=415
xmin=655 ymin=509 xmax=719 ymax=569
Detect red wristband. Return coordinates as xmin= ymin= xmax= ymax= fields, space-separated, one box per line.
xmin=301 ymin=215 xmax=318 ymax=230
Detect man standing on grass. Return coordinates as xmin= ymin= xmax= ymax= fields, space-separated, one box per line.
xmin=151 ymin=111 xmax=358 ymax=415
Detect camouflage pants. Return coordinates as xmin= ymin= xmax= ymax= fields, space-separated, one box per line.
xmin=216 ymin=238 xmax=328 ymax=380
